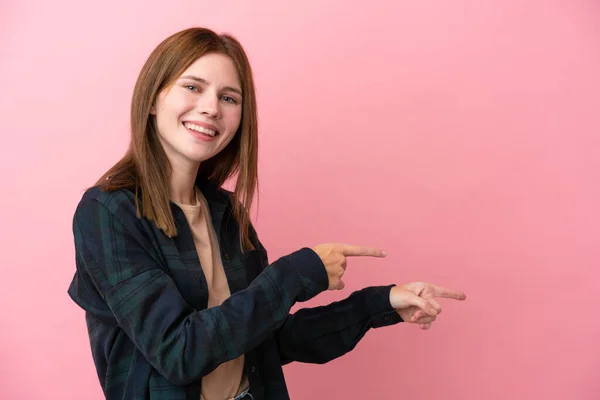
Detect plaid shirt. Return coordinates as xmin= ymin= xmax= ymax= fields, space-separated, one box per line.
xmin=67 ymin=179 xmax=403 ymax=399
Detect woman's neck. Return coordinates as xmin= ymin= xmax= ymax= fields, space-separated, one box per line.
xmin=169 ymin=161 xmax=201 ymax=205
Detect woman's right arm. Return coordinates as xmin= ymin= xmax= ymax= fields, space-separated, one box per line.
xmin=70 ymin=192 xmax=328 ymax=386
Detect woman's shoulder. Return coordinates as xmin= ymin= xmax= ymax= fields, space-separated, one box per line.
xmin=79 ymin=184 xmax=136 ymax=206
xmin=75 ymin=185 xmax=139 ymax=220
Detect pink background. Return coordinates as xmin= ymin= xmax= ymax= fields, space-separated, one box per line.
xmin=2 ymin=1 xmax=599 ymax=399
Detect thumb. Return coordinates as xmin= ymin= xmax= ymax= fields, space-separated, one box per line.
xmin=404 ymin=292 xmax=441 ymax=316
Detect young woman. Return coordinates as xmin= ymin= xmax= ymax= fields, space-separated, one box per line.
xmin=67 ymin=27 xmax=466 ymax=400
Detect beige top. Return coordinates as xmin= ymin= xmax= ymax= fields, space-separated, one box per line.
xmin=173 ymin=188 xmax=249 ymax=400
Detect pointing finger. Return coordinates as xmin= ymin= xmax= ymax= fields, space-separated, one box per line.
xmin=339 ymin=244 xmax=387 ymax=258
xmin=430 ymin=284 xmax=467 ymax=300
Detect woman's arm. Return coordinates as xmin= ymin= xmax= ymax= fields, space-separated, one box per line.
xmin=69 ymin=190 xmax=328 ymax=386
xmin=246 ymin=223 xmax=402 ymax=365
xmin=274 ymin=285 xmax=403 ymax=365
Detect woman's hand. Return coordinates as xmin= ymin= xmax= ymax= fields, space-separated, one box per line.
xmin=389 ymin=282 xmax=467 ymax=330
xmin=311 ymin=243 xmax=387 ymax=290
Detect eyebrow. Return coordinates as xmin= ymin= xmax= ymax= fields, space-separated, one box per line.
xmin=179 ymin=75 xmax=242 ymax=96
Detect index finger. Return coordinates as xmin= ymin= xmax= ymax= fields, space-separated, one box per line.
xmin=430 ymin=284 xmax=467 ymax=300
xmin=338 ymin=244 xmax=387 ymax=258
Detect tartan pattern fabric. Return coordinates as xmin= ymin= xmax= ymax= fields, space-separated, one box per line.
xmin=68 ymin=180 xmax=402 ymax=399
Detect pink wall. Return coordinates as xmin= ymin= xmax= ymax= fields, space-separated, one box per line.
xmin=2 ymin=1 xmax=599 ymax=399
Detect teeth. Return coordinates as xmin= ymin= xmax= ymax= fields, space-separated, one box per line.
xmin=184 ymin=122 xmax=217 ymax=137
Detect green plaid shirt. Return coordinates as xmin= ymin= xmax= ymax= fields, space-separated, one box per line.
xmin=67 ymin=179 xmax=402 ymax=399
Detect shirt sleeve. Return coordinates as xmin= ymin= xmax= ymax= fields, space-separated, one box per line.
xmin=274 ymin=285 xmax=403 ymax=365
xmin=246 ymin=222 xmax=404 ymax=366
xmin=70 ymin=192 xmax=329 ymax=386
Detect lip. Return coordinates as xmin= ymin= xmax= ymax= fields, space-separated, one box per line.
xmin=182 ymin=120 xmax=219 ymax=135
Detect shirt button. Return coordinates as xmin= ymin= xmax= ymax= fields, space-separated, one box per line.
xmin=224 ymin=253 xmax=230 ymax=260
xmin=251 ymin=366 xmax=256 ymax=373
xmin=384 ymin=315 xmax=390 ymax=321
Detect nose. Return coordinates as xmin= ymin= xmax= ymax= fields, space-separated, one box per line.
xmin=197 ymin=92 xmax=220 ymax=119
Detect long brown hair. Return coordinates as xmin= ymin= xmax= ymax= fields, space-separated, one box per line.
xmin=94 ymin=27 xmax=259 ymax=251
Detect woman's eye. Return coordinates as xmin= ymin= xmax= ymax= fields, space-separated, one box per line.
xmin=221 ymin=96 xmax=237 ymax=104
xmin=184 ymin=85 xmax=198 ymax=92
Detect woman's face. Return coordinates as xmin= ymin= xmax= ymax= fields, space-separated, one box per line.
xmin=151 ymin=52 xmax=243 ymax=169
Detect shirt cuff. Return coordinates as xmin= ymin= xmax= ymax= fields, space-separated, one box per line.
xmin=363 ymin=284 xmax=404 ymax=327
xmin=279 ymin=247 xmax=329 ymax=301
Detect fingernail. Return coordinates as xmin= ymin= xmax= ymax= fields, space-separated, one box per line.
xmin=381 ymin=250 xmax=387 ymax=256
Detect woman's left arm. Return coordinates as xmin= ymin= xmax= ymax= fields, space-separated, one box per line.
xmin=245 ymin=223 xmax=402 ymax=364
xmin=246 ymin=220 xmax=465 ymax=365
xmin=274 ymin=284 xmax=403 ymax=365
